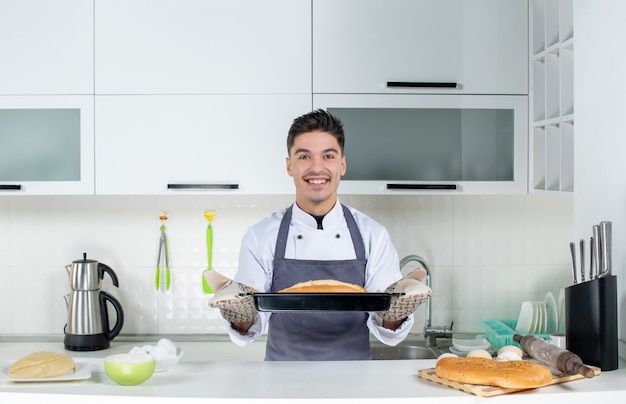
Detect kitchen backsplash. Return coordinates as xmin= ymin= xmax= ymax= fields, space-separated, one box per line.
xmin=0 ymin=194 xmax=572 ymax=337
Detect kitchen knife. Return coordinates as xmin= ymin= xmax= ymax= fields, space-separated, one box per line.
xmin=598 ymin=221 xmax=612 ymax=277
xmin=569 ymin=241 xmax=578 ymax=284
xmin=579 ymin=239 xmax=585 ymax=283
xmin=592 ymin=225 xmax=601 ymax=279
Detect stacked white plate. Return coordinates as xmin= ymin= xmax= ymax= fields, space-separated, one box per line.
xmin=449 ymin=336 xmax=494 ymax=357
xmin=515 ymin=293 xmax=558 ymax=335
xmin=544 ymin=292 xmax=558 ymax=334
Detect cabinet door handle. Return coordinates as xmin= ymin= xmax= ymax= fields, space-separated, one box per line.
xmin=386 ymin=184 xmax=457 ymax=190
xmin=387 ymin=81 xmax=460 ymax=89
xmin=0 ymin=184 xmax=22 ymax=191
xmin=167 ymin=183 xmax=239 ymax=190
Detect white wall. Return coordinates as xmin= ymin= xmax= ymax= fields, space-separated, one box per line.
xmin=574 ymin=0 xmax=626 ymax=356
xmin=0 ymin=194 xmax=572 ymax=337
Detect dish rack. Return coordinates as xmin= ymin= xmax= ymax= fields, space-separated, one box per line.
xmin=480 ymin=320 xmax=550 ymax=349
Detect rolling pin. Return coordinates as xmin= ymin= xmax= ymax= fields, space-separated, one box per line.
xmin=513 ymin=334 xmax=595 ymax=378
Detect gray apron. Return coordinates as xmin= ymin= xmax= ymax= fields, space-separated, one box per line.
xmin=265 ymin=204 xmax=371 ymax=361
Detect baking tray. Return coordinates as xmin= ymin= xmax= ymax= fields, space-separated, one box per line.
xmin=251 ymin=293 xmax=396 ymax=312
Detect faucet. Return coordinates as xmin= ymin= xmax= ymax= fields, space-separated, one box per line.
xmin=399 ymin=255 xmax=453 ymax=347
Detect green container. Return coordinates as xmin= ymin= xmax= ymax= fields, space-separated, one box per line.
xmin=480 ymin=320 xmax=550 ymax=349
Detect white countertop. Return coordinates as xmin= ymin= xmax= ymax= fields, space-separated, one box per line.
xmin=1 ymin=339 xmax=625 ymax=403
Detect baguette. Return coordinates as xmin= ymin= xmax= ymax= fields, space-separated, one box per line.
xmin=435 ymin=357 xmax=552 ymax=389
xmin=8 ymin=351 xmax=76 ymax=379
xmin=278 ymin=279 xmax=367 ymax=293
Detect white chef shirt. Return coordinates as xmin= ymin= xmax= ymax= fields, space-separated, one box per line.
xmin=226 ymin=201 xmax=414 ymax=347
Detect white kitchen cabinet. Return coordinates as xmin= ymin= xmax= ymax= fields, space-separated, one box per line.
xmin=95 ymin=0 xmax=311 ymax=95
xmin=313 ymin=0 xmax=528 ymax=95
xmin=95 ymin=95 xmax=312 ymax=195
xmin=0 ymin=96 xmax=95 ymax=195
xmin=529 ymin=0 xmax=574 ymax=193
xmin=314 ymin=94 xmax=528 ymax=195
xmin=0 ymin=0 xmax=93 ymax=95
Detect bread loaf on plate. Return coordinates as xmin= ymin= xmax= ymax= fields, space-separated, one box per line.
xmin=435 ymin=357 xmax=552 ymax=388
xmin=279 ymin=279 xmax=367 ymax=293
xmin=8 ymin=351 xmax=76 ymax=379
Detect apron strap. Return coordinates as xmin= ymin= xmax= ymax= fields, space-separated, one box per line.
xmin=274 ymin=205 xmax=293 ymax=260
xmin=341 ymin=204 xmax=366 ymax=261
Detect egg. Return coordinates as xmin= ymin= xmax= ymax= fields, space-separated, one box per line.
xmin=149 ymin=344 xmax=169 ymax=360
xmin=157 ymin=338 xmax=178 ymax=355
xmin=466 ymin=349 xmax=492 ymax=359
xmin=497 ymin=345 xmax=524 ymax=358
xmin=496 ymin=351 xmax=522 ymax=361
xmin=129 ymin=346 xmax=150 ymax=355
xmin=436 ymin=352 xmax=458 ymax=363
xmin=141 ymin=344 xmax=154 ymax=352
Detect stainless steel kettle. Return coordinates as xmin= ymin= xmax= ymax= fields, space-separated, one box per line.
xmin=66 ymin=252 xmax=119 ymax=290
xmin=63 ymin=253 xmax=124 ymax=351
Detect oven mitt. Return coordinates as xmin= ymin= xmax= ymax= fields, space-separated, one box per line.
xmin=204 ymin=270 xmax=257 ymax=324
xmin=379 ymin=268 xmax=432 ymax=322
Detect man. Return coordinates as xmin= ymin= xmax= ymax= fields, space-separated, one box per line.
xmin=205 ymin=109 xmax=430 ymax=360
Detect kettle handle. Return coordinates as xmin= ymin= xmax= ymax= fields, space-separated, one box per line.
xmin=98 ymin=263 xmax=120 ymax=287
xmin=100 ymin=291 xmax=124 ymax=340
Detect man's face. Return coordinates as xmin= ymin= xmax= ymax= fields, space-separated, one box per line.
xmin=286 ymin=130 xmax=346 ymax=215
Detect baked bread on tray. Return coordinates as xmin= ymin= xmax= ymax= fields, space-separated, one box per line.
xmin=278 ymin=279 xmax=367 ymax=293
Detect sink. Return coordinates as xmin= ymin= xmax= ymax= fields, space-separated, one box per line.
xmin=370 ymin=344 xmax=440 ymax=360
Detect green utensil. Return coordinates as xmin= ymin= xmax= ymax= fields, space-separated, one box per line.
xmin=155 ymin=212 xmax=171 ymax=291
xmin=202 ymin=210 xmax=217 ymax=293
xmin=164 ymin=225 xmax=171 ymax=290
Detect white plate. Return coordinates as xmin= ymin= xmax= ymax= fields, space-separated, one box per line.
xmin=448 ymin=346 xmax=496 ymax=358
xmin=545 ymin=292 xmax=558 ymax=334
xmin=451 ymin=336 xmax=490 ymax=352
xmin=155 ymin=349 xmax=183 ymax=373
xmin=535 ymin=302 xmax=548 ymax=334
xmin=515 ymin=301 xmax=534 ymax=334
xmin=533 ymin=301 xmax=544 ymax=333
xmin=529 ymin=302 xmax=539 ymax=333
xmin=0 ymin=360 xmax=90 ymax=382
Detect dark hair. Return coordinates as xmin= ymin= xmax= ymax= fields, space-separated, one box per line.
xmin=287 ymin=109 xmax=345 ymax=155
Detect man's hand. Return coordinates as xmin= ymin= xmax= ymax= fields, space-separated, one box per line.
xmin=205 ymin=270 xmax=258 ymax=334
xmin=379 ymin=268 xmax=431 ymax=323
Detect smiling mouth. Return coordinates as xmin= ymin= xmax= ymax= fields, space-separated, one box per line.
xmin=306 ymin=178 xmax=329 ymax=186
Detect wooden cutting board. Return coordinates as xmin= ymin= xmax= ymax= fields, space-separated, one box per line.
xmin=418 ymin=365 xmax=601 ymax=397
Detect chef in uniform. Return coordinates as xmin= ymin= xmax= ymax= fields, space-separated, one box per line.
xmin=206 ymin=109 xmax=430 ymax=361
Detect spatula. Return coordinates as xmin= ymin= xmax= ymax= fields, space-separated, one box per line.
xmin=202 ymin=210 xmax=217 ymax=293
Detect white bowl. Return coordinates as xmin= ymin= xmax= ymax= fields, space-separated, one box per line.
xmin=452 ymin=336 xmax=491 ymax=352
xmin=154 ymin=348 xmax=183 ymax=373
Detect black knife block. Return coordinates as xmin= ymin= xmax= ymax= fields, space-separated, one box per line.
xmin=565 ymin=275 xmax=618 ymax=371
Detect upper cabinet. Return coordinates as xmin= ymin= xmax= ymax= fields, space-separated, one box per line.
xmin=312 ymin=0 xmax=528 ymax=95
xmin=0 ymin=0 xmax=94 ymax=95
xmin=95 ymin=95 xmax=310 ymax=195
xmin=0 ymin=95 xmax=95 ymax=195
xmin=0 ymin=1 xmax=94 ymax=195
xmin=315 ymin=94 xmax=528 ymax=195
xmin=92 ymin=0 xmax=313 ymax=195
xmin=1 ymin=0 xmax=533 ymax=196
xmin=94 ymin=0 xmax=311 ymax=95
xmin=529 ymin=0 xmax=574 ymax=194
